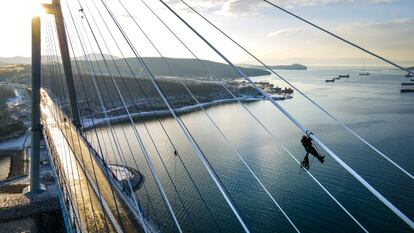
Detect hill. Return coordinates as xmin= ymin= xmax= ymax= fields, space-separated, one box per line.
xmin=0 ymin=54 xmax=120 ymax=64
xmin=268 ymin=63 xmax=307 ymax=70
xmin=0 ymin=56 xmax=31 ymax=64
xmin=0 ymin=56 xmax=269 ymax=78
xmin=79 ymin=57 xmax=270 ymax=79
xmin=240 ymin=63 xmax=307 ymax=70
xmin=76 ymin=53 xmax=121 ymax=61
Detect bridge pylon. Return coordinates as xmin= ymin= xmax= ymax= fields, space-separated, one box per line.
xmin=29 ymin=0 xmax=82 ymax=193
xmin=43 ymin=0 xmax=81 ymax=128
xmin=28 ymin=16 xmax=44 ymax=194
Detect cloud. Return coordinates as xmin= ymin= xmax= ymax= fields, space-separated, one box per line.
xmin=216 ymin=0 xmax=266 ymax=16
xmin=338 ymin=17 xmax=414 ymax=33
xmin=272 ymin=0 xmax=398 ymax=7
xmin=351 ymin=17 xmax=414 ymax=29
xmin=166 ymin=0 xmax=225 ymax=11
xmin=267 ymin=28 xmax=303 ymax=37
xmin=167 ymin=0 xmax=399 ymax=17
xmin=336 ymin=17 xmax=414 ymax=51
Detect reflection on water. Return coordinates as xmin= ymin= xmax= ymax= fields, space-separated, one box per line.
xmin=87 ymin=67 xmax=414 ymax=233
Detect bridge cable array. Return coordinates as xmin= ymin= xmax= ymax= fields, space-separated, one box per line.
xmin=66 ymin=2 xmax=176 ymax=231
xmin=54 ymin=1 xmax=220 ymax=231
xmin=82 ymin=0 xmax=223 ymax=230
xmin=157 ymin=0 xmax=414 ymax=229
xmin=45 ymin=17 xmax=131 ymax=232
xmin=66 ymin=0 xmax=230 ymax=231
xmin=76 ymin=1 xmax=201 ymax=231
xmin=41 ymin=0 xmax=414 ymax=232
xmin=45 ymin=20 xmax=109 ymax=232
xmin=108 ymin=0 xmax=372 ymax=232
xmin=100 ymin=0 xmax=251 ymax=231
xmin=181 ymin=0 xmax=414 ymax=181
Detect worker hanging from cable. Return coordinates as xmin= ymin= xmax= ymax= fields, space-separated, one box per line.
xmin=300 ymin=134 xmax=325 ymax=170
xmin=79 ymin=8 xmax=84 ymax=19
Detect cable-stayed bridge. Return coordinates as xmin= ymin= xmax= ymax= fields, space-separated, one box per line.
xmin=27 ymin=0 xmax=414 ymax=232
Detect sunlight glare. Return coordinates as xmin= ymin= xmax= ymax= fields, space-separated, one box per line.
xmin=31 ymin=0 xmax=51 ymax=17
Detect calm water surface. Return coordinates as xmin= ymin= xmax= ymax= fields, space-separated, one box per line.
xmin=87 ymin=67 xmax=414 ymax=233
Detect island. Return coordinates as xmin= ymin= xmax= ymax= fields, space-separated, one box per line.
xmin=240 ymin=63 xmax=307 ymax=71
xmin=267 ymin=63 xmax=307 ymax=70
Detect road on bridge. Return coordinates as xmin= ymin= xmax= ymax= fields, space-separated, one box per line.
xmin=41 ymin=90 xmax=142 ymax=233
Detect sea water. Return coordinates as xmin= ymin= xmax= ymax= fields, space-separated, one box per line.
xmin=87 ymin=67 xmax=414 ymax=233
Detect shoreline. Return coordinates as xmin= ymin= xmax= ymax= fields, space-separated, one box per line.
xmin=82 ymin=95 xmax=291 ymax=130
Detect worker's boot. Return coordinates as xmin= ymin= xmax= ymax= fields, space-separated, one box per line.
xmin=318 ymin=156 xmax=325 ymax=163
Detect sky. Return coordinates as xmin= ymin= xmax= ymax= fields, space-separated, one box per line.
xmin=0 ymin=0 xmax=413 ymax=66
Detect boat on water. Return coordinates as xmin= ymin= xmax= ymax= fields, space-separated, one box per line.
xmin=405 ymin=73 xmax=414 ymax=78
xmin=401 ymin=83 xmax=414 ymax=86
xmin=359 ymin=60 xmax=370 ymax=76
xmin=338 ymin=74 xmax=349 ymax=78
xmin=401 ymin=89 xmax=414 ymax=93
xmin=325 ymin=79 xmax=335 ymax=82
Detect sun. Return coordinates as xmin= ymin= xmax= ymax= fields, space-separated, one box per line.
xmin=0 ymin=0 xmax=52 ymax=21
xmin=31 ymin=0 xmax=53 ymax=17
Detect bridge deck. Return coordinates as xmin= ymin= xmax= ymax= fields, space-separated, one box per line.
xmin=41 ymin=90 xmax=142 ymax=233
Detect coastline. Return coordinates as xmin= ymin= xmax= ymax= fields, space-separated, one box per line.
xmin=82 ymin=95 xmax=291 ymax=130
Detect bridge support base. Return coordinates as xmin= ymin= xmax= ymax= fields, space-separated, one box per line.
xmin=23 ymin=184 xmax=47 ymax=195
